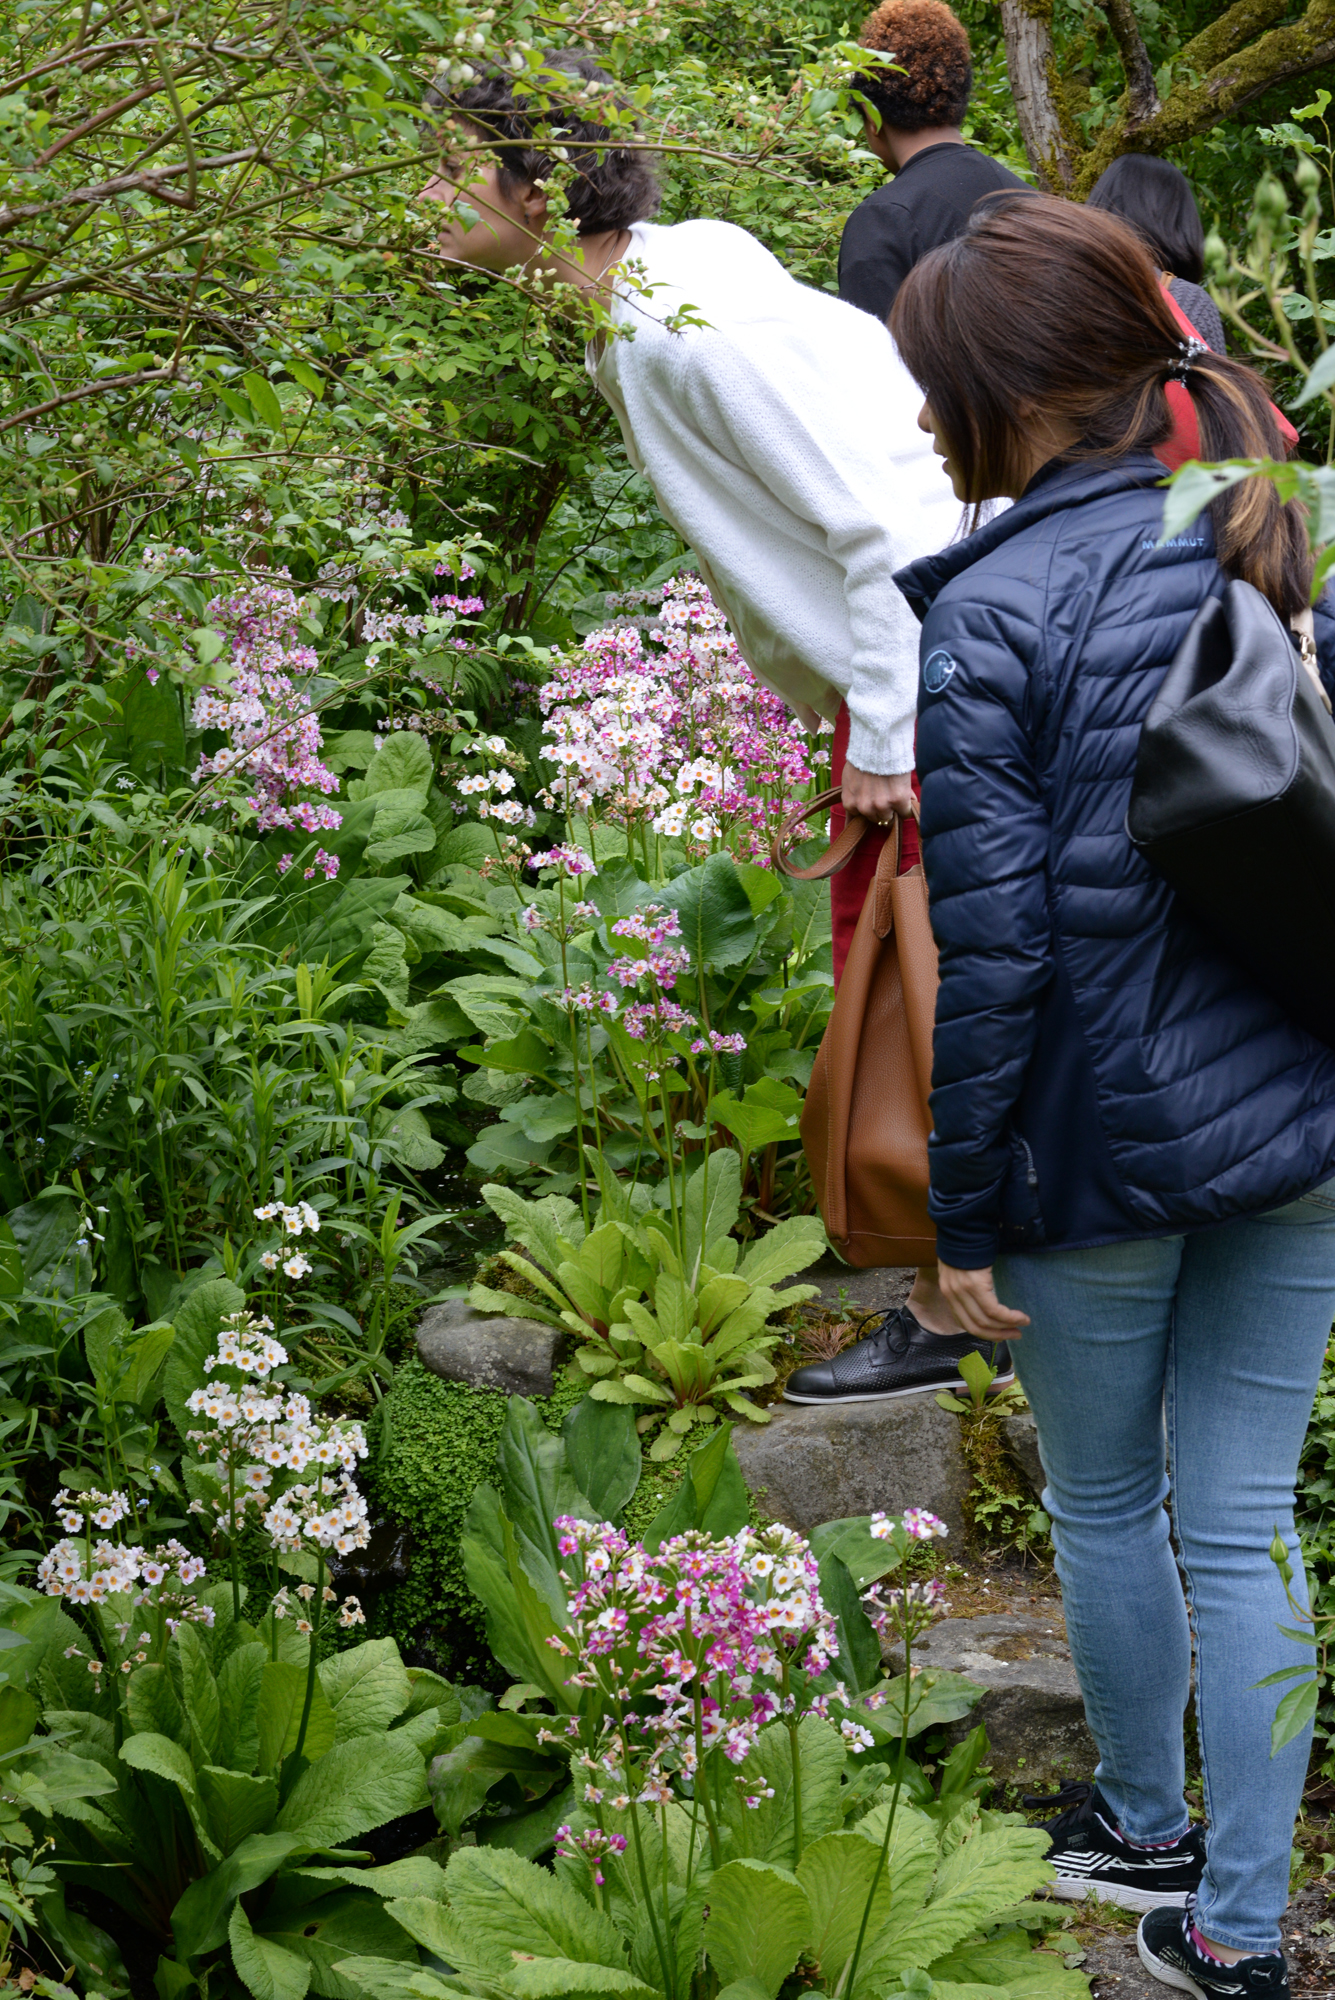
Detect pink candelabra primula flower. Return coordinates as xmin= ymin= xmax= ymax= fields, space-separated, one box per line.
xmin=537 ymin=575 xmax=819 ymax=862
xmin=191 ymin=582 xmax=343 ymax=836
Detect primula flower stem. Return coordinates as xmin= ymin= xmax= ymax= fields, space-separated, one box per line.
xmin=618 ymin=1720 xmax=675 ymax=2000
xmin=291 ymin=1549 xmax=325 ymax=1767
xmin=781 ymin=1656 xmax=804 ymax=1866
xmin=844 ymin=1587 xmax=915 ymax=1999
xmin=227 ymin=1456 xmax=240 ymax=1621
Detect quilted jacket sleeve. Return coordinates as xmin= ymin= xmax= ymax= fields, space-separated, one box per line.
xmin=915 ymin=582 xmax=1056 ymax=1269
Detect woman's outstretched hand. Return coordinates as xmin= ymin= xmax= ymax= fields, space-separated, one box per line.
xmin=937 ymin=1260 xmax=1031 ymax=1341
xmin=840 ymin=761 xmax=914 ymax=826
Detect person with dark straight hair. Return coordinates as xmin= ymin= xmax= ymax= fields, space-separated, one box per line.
xmin=889 ymin=193 xmax=1335 ymax=2000
xmin=1086 ymin=151 xmax=1226 ymax=353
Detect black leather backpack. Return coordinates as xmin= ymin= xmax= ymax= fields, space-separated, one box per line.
xmin=1127 ymin=578 xmax=1335 ymax=1049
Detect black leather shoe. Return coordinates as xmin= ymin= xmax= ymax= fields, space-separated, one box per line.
xmin=782 ymin=1306 xmax=1013 ymax=1404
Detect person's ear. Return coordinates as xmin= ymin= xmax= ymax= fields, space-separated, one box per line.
xmin=521 ymin=180 xmax=550 ymax=231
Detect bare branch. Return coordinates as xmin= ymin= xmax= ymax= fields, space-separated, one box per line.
xmin=1098 ymin=0 xmax=1160 ymax=131
xmin=0 ymin=366 xmax=173 ymax=433
xmin=0 ymin=151 xmax=264 ymax=234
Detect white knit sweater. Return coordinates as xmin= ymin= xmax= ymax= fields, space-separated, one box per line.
xmin=591 ymin=218 xmax=960 ymax=774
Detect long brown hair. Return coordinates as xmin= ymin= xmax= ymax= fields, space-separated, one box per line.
xmin=890 ymin=193 xmax=1312 ymax=616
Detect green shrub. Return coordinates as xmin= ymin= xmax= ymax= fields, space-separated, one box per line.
xmin=367 ymin=1362 xmax=584 ymax=1686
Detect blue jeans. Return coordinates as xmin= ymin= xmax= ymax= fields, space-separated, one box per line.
xmin=996 ymin=1180 xmax=1335 ymax=1955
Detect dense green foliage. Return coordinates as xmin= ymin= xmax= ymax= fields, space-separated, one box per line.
xmin=368 ymin=1363 xmax=583 ymax=1686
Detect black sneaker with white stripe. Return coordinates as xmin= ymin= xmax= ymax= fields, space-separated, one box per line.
xmin=1025 ymin=1780 xmax=1204 ymax=1912
xmin=1137 ymin=1905 xmax=1289 ymax=1997
xmin=782 ymin=1307 xmax=1013 ymax=1404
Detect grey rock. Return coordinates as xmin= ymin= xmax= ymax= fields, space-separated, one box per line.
xmin=888 ymin=1613 xmax=1094 ymax=1782
xmin=804 ymin=1255 xmax=915 ymax=1321
xmin=999 ymin=1411 xmax=1046 ymax=1498
xmin=733 ymin=1391 xmax=971 ymax=1538
xmin=417 ymin=1296 xmax=562 ymax=1399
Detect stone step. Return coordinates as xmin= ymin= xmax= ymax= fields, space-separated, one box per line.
xmin=886 ymin=1612 xmax=1094 ymax=1783
xmin=732 ymin=1389 xmax=971 ymax=1538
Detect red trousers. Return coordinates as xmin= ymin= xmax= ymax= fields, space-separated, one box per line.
xmin=828 ymin=702 xmax=920 ymax=989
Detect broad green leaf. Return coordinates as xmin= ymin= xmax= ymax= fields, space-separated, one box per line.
xmin=230 ymin=1899 xmax=310 ymax=2000
xmin=462 ymin=1484 xmax=559 ymax=1693
xmin=381 ymin=1898 xmax=507 ymax=1986
xmin=275 ymin=1731 xmax=428 ymax=1848
xmin=330 ymin=1959 xmax=438 ymax=2000
xmin=251 ymin=1888 xmax=417 ymax=1998
xmin=171 ymin=1832 xmax=308 ymax=1959
xmin=643 ymin=1423 xmax=748 ymax=1553
xmin=161 ymin=1278 xmax=246 ymax=1434
xmin=0 ymin=1684 xmax=36 ymax=1753
xmin=218 ymin=1642 xmax=268 ymax=1774
xmin=256 ymin=1659 xmax=336 ymax=1774
xmin=709 ymin=1079 xmax=804 ymax=1156
xmin=662 ymin=852 xmax=758 ymax=970
xmin=492 ymin=1396 xmax=595 ymax=1617
xmin=808 ymin=1517 xmax=904 ymax=1591
xmin=703 ymin=1858 xmax=812 ymax=1998
xmin=507 ymin=1962 xmax=661 ymax=1999
xmin=681 ymin=1149 xmax=741 ymax=1276
xmin=242 ymin=370 xmax=286 ymax=432
xmin=562 ymin=1395 xmax=641 ymax=1522
xmin=928 ymin=1927 xmax=1092 ymax=2000
xmin=817 ymin=1551 xmax=882 ymax=1695
xmin=796 ymin=1831 xmax=890 ymax=1988
xmin=198 ymin=1764 xmax=279 ymax=1854
xmin=318 ymin=1636 xmax=412 ymax=1741
xmin=1160 ymin=458 xmax=1276 ymax=542
xmin=439 ymin=1844 xmax=629 ymax=1967
xmin=1297 ymin=343 xmax=1335 ymax=403
xmin=428 ymin=1730 xmax=563 ymax=1842
xmin=865 ymin=1826 xmax=1053 ymax=1980
xmin=720 ymin=1715 xmax=847 ymax=1868
xmin=716 ymin=1985 xmax=773 ymax=2000
xmin=120 ymin=1729 xmax=197 ymax=1797
xmin=476 ymin=1781 xmax=576 ymax=1860
xmin=363 ymin=732 xmax=433 ymax=797
xmin=1271 ymin=1676 xmax=1320 ymax=1755
xmin=178 ymin=1617 xmax=221 ymax=1764
xmin=479 ymin=1183 xmax=584 ymax=1275
xmin=737 ymin=1214 xmax=828 ymax=1289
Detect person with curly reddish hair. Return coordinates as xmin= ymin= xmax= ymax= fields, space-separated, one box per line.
xmin=839 ymin=0 xmax=1029 ymax=324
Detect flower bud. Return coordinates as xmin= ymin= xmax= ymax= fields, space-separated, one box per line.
xmin=1295 ymin=151 xmax=1321 ymax=196
xmin=1255 ymin=174 xmax=1290 ymax=221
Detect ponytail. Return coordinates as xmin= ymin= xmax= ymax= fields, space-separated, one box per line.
xmin=1182 ymin=357 xmax=1311 ymax=616
xmin=891 ymin=193 xmax=1312 ymax=617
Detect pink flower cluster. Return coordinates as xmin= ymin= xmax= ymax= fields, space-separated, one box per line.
xmin=191 ymin=583 xmax=343 ymax=835
xmin=537 ymin=576 xmax=818 ymax=861
xmin=543 ymin=1520 xmax=847 ymax=1801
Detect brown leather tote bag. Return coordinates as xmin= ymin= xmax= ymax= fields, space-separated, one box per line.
xmin=774 ymin=790 xmax=938 ymax=1267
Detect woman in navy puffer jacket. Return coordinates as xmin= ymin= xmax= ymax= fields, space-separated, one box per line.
xmin=890 ymin=195 xmax=1335 ymax=2000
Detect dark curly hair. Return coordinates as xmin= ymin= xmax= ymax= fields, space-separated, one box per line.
xmin=423 ymin=50 xmax=660 ymax=237
xmin=853 ymin=0 xmax=972 ymax=133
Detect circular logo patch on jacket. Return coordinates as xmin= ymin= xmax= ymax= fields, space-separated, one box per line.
xmin=923 ymin=649 xmax=957 ymax=694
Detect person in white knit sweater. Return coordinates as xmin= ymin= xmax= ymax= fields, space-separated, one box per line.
xmin=421 ymin=53 xmax=978 ymax=1362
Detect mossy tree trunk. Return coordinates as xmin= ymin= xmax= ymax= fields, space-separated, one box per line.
xmin=999 ymin=0 xmax=1335 ymax=195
